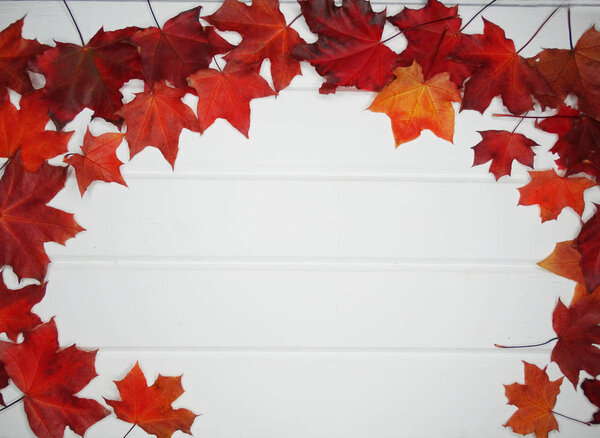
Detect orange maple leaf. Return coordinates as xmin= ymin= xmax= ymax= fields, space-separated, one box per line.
xmin=504 ymin=362 xmax=563 ymax=438
xmin=106 ymin=362 xmax=197 ymax=438
xmin=518 ymin=169 xmax=596 ymax=222
xmin=368 ymin=61 xmax=461 ymax=147
xmin=538 ymin=240 xmax=585 ymax=285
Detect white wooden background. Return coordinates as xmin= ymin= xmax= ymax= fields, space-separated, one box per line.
xmin=1 ymin=1 xmax=600 ymax=437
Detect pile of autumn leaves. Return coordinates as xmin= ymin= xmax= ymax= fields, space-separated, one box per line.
xmin=0 ymin=0 xmax=600 ymax=436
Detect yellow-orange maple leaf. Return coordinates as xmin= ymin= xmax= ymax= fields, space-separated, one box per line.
xmin=368 ymin=61 xmax=461 ymax=147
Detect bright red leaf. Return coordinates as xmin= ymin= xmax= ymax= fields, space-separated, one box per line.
xmin=388 ymin=0 xmax=471 ymax=86
xmin=0 ymin=17 xmax=49 ymax=96
xmin=105 ymin=362 xmax=197 ymax=438
xmin=581 ymin=378 xmax=600 ymax=424
xmin=0 ymin=319 xmax=109 ymax=438
xmin=504 ymin=362 xmax=563 ymax=438
xmin=552 ymin=290 xmax=600 ymax=386
xmin=131 ymin=7 xmax=233 ymax=88
xmin=187 ymin=62 xmax=275 ymax=137
xmin=117 ymin=81 xmax=201 ymax=167
xmin=293 ymin=0 xmax=398 ymax=94
xmin=0 ymin=280 xmax=45 ymax=342
xmin=0 ymin=156 xmax=84 ymax=281
xmin=576 ymin=207 xmax=600 ymax=293
xmin=518 ymin=169 xmax=596 ymax=222
xmin=64 ymin=129 xmax=126 ymax=196
xmin=205 ymin=0 xmax=305 ymax=92
xmin=0 ymin=360 xmax=7 ymax=406
xmin=35 ymin=27 xmax=142 ymax=128
xmin=368 ymin=61 xmax=461 ymax=146
xmin=0 ymin=92 xmax=72 ymax=172
xmin=471 ymin=130 xmax=537 ymax=180
xmin=453 ymin=19 xmax=550 ymax=114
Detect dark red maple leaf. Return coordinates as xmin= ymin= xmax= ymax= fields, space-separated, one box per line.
xmin=0 ymin=92 xmax=72 ymax=172
xmin=471 ymin=130 xmax=537 ymax=180
xmin=106 ymin=362 xmax=197 ymax=438
xmin=64 ymin=129 xmax=127 ymax=196
xmin=537 ymin=105 xmax=600 ymax=180
xmin=292 ymin=0 xmax=398 ymax=94
xmin=576 ymin=206 xmax=600 ymax=293
xmin=117 ymin=81 xmax=201 ymax=167
xmin=582 ymin=378 xmax=600 ymax=424
xmin=0 ymin=155 xmax=84 ymax=281
xmin=187 ymin=63 xmax=275 ymax=137
xmin=551 ymin=290 xmax=600 ymax=386
xmin=131 ymin=6 xmax=233 ymax=89
xmin=34 ymin=27 xmax=142 ymax=128
xmin=453 ymin=19 xmax=551 ymax=114
xmin=0 ymin=17 xmax=49 ymax=96
xmin=528 ymin=26 xmax=600 ymax=117
xmin=0 ymin=319 xmax=109 ymax=438
xmin=388 ymin=0 xmax=471 ymax=86
xmin=0 ymin=280 xmax=45 ymax=342
xmin=517 ymin=170 xmax=596 ymax=222
xmin=205 ymin=0 xmax=305 ymax=92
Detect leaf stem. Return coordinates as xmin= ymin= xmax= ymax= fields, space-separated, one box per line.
xmin=122 ymin=424 xmax=136 ymax=438
xmin=494 ymin=337 xmax=558 ymax=349
xmin=460 ymin=0 xmax=499 ymax=32
xmin=212 ymin=56 xmax=222 ymax=72
xmin=288 ymin=13 xmax=302 ymax=27
xmin=567 ymin=7 xmax=573 ymax=51
xmin=0 ymin=396 xmax=24 ymax=413
xmin=511 ymin=112 xmax=528 ymax=133
xmin=146 ymin=0 xmax=161 ymax=29
xmin=62 ymin=0 xmax=85 ymax=46
xmin=516 ymin=6 xmax=560 ymax=54
xmin=493 ymin=113 xmax=579 ymax=120
xmin=552 ymin=411 xmax=591 ymax=426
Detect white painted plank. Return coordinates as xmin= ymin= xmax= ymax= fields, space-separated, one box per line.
xmin=46 ymin=176 xmax=583 ymax=261
xmin=38 ymin=266 xmax=573 ymax=349
xmin=0 ymin=351 xmax=595 ymax=438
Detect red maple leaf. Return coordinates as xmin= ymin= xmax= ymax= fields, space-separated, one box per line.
xmin=34 ymin=27 xmax=142 ymax=128
xmin=0 ymin=360 xmax=7 ymax=406
xmin=0 ymin=319 xmax=109 ymax=438
xmin=105 ymin=362 xmax=197 ymax=438
xmin=187 ymin=62 xmax=275 ymax=137
xmin=117 ymin=81 xmax=201 ymax=167
xmin=205 ymin=0 xmax=305 ymax=92
xmin=388 ymin=0 xmax=471 ymax=86
xmin=64 ymin=129 xmax=127 ymax=196
xmin=537 ymin=106 xmax=600 ymax=180
xmin=582 ymin=378 xmax=600 ymax=424
xmin=0 ymin=156 xmax=84 ymax=281
xmin=0 ymin=17 xmax=49 ymax=96
xmin=576 ymin=207 xmax=600 ymax=293
xmin=453 ymin=19 xmax=550 ymax=114
xmin=0 ymin=281 xmax=45 ymax=342
xmin=292 ymin=0 xmax=398 ymax=94
xmin=551 ymin=289 xmax=600 ymax=386
xmin=131 ymin=6 xmax=233 ymax=88
xmin=504 ymin=362 xmax=563 ymax=438
xmin=0 ymin=92 xmax=72 ymax=172
xmin=471 ymin=130 xmax=537 ymax=180
xmin=528 ymin=26 xmax=600 ymax=117
xmin=517 ymin=169 xmax=596 ymax=222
